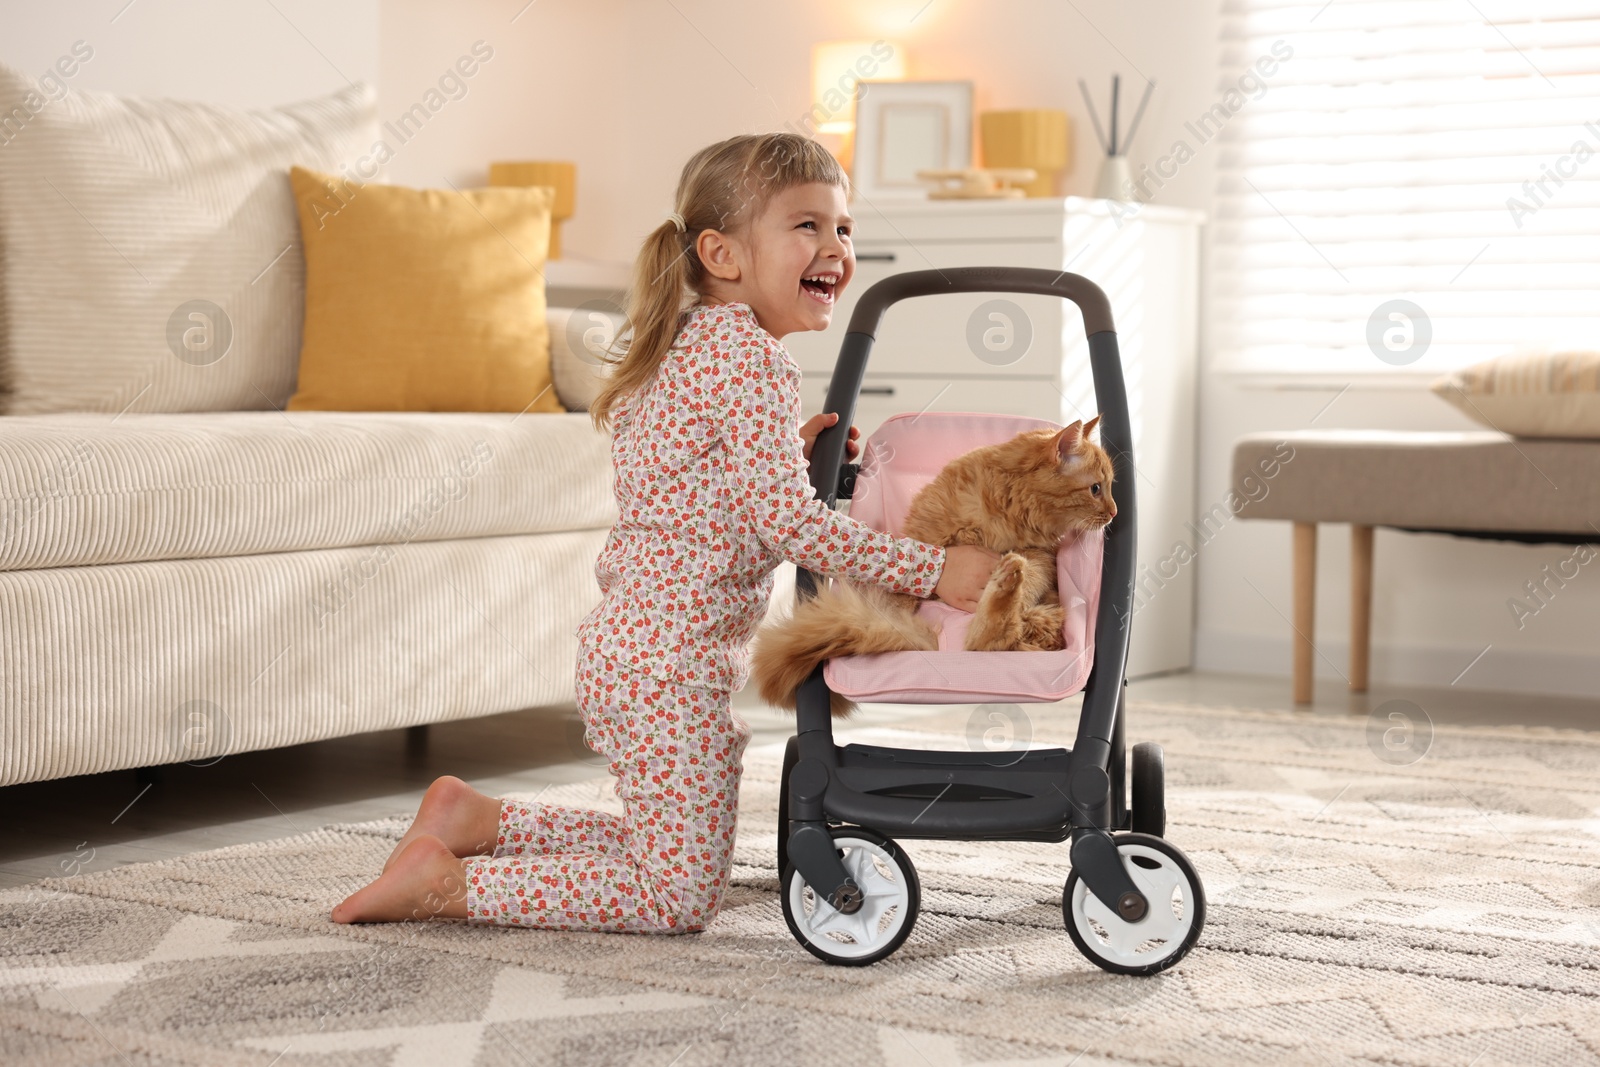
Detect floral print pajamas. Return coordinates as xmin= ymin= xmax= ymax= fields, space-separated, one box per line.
xmin=463 ymin=301 xmax=947 ymax=934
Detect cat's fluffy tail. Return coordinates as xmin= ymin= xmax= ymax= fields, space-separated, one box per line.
xmin=752 ymin=582 xmax=939 ymax=718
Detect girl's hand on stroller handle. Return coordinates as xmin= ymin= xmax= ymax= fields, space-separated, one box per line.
xmin=932 ymin=545 xmax=1002 ymax=613
xmin=801 ymin=411 xmax=860 ymax=461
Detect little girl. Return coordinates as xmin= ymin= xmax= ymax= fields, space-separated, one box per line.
xmin=332 ymin=133 xmax=999 ymax=932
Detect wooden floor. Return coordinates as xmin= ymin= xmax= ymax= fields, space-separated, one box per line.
xmin=3 ymin=671 xmax=1596 ymax=889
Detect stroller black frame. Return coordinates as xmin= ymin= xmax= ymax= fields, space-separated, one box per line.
xmin=775 ymin=267 xmax=1204 ymax=974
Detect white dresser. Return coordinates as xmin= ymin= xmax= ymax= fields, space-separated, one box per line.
xmin=782 ymin=196 xmax=1203 ymax=679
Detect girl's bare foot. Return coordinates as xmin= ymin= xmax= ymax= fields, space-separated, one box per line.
xmin=384 ymin=775 xmax=502 ymax=873
xmin=333 ymin=835 xmax=471 ymax=924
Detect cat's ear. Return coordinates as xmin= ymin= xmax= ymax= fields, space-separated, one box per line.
xmin=1053 ymin=420 xmax=1084 ymax=461
xmin=1083 ymin=414 xmax=1102 ymax=440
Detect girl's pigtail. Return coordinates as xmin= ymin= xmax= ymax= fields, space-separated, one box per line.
xmin=589 ymin=132 xmax=845 ymax=434
xmin=589 ymin=219 xmax=694 ymax=433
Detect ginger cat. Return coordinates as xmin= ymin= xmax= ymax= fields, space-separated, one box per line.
xmin=752 ymin=416 xmax=1117 ymax=717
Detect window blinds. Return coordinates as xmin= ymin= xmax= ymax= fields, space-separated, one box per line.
xmin=1211 ymin=0 xmax=1600 ymax=374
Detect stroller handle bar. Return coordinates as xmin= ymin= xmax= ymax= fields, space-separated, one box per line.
xmin=845 ymin=266 xmax=1116 ymax=338
xmin=800 ymin=266 xmax=1135 ymax=792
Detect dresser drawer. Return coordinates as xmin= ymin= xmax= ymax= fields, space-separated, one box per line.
xmin=781 ymin=240 xmax=1069 ymax=380
xmin=797 ymin=373 xmax=1068 ymax=445
xmin=845 ymin=198 xmax=1074 ymax=242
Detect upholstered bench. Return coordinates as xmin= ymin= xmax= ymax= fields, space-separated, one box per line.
xmin=1232 ymin=430 xmax=1598 ymax=702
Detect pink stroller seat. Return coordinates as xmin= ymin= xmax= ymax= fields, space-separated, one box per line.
xmin=822 ymin=411 xmax=1104 ymax=704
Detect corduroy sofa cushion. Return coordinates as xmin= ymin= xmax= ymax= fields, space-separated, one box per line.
xmin=0 ymin=409 xmax=615 ymax=572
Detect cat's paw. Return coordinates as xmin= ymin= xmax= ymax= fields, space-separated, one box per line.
xmin=1022 ymin=604 xmax=1067 ymax=650
xmin=988 ymin=552 xmax=1026 ymax=596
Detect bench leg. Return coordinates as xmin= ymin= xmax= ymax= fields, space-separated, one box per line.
xmin=1293 ymin=522 xmax=1316 ymax=704
xmin=1350 ymin=524 xmax=1373 ymax=692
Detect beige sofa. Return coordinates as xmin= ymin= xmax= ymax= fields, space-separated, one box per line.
xmin=0 ymin=312 xmax=618 ymax=786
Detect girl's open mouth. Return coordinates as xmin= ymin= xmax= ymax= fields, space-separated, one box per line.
xmin=800 ymin=273 xmax=838 ymax=305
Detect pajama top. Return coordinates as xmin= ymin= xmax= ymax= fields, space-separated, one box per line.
xmin=575 ymin=300 xmax=948 ymax=691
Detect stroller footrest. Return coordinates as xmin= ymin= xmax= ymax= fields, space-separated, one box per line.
xmin=836 ymin=765 xmax=1071 ymax=803
xmin=839 ymin=742 xmax=1070 ymax=771
xmin=824 ymin=778 xmax=1068 ymax=838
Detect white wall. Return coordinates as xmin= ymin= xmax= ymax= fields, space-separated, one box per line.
xmin=1 ymin=0 xmax=378 ymax=107
xmin=375 ymin=0 xmax=630 ymax=263
xmin=376 ymin=0 xmax=1221 ymax=263
xmin=371 ymin=0 xmax=1222 ymax=265
xmin=6 ymin=0 xmax=1592 ymax=700
xmin=607 ymin=0 xmax=1220 ymax=262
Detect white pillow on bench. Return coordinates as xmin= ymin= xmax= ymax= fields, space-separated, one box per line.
xmin=1431 ymin=349 xmax=1600 ymax=440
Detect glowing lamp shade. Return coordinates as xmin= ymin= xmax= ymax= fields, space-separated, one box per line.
xmin=810 ymin=39 xmax=906 ymax=135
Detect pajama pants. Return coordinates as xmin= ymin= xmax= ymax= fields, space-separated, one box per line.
xmin=462 ymin=645 xmax=753 ymax=933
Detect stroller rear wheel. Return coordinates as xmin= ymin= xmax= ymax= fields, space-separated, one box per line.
xmin=777 ymin=737 xmax=798 ymax=876
xmin=781 ymin=826 xmax=920 ymax=966
xmin=1063 ymin=832 xmax=1204 ymax=975
xmin=1130 ymin=742 xmax=1166 ymax=837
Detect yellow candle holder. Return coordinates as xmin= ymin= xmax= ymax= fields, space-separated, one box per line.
xmin=978 ymin=110 xmax=1071 ymax=198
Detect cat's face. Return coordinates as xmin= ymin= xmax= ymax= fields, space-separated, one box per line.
xmin=1043 ymin=416 xmax=1116 ymax=529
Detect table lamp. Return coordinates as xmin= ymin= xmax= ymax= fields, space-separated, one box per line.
xmin=488 ymin=161 xmax=576 ymax=258
xmin=810 ymin=39 xmax=906 ymax=168
xmin=811 ymin=40 xmax=906 ymax=133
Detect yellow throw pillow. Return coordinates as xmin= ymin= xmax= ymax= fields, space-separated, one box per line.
xmin=285 ymin=166 xmax=564 ymax=414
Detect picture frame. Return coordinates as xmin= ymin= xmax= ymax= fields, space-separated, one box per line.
xmin=851 ymin=80 xmax=974 ymax=199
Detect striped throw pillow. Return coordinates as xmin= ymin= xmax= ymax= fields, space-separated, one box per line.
xmin=1431 ymin=350 xmax=1600 ymax=439
xmin=0 ymin=67 xmax=377 ymax=414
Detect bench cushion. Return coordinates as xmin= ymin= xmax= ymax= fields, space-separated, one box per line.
xmin=0 ymin=411 xmax=615 ymax=571
xmin=1232 ymin=430 xmax=1598 ymax=536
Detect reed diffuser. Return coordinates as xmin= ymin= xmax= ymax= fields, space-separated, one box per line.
xmin=1079 ymin=75 xmax=1154 ymax=201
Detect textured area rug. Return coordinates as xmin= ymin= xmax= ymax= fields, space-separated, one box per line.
xmin=4 ymin=699 xmax=1600 ymax=1066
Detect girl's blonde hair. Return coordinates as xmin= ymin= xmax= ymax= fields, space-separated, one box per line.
xmin=588 ymin=133 xmax=849 ymax=432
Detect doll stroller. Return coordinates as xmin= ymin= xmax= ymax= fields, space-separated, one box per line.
xmin=775 ymin=267 xmax=1205 ymax=976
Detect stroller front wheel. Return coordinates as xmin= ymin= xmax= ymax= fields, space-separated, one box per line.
xmin=1063 ymin=832 xmax=1204 ymax=975
xmin=780 ymin=826 xmax=920 ymax=966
